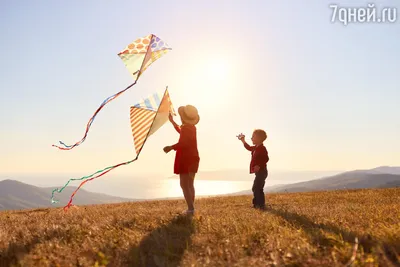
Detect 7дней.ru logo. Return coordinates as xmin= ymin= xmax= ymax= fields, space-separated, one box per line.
xmin=330 ymin=3 xmax=397 ymax=25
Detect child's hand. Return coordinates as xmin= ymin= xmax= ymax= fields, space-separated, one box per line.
xmin=163 ymin=146 xmax=172 ymax=153
xmin=237 ymin=133 xmax=245 ymax=141
xmin=254 ymin=165 xmax=260 ymax=172
xmin=168 ymin=113 xmax=174 ymax=123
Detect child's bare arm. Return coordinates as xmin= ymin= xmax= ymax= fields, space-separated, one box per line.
xmin=169 ymin=113 xmax=181 ymax=133
xmin=172 ymin=123 xmax=181 ymax=133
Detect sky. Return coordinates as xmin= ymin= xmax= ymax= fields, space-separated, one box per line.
xmin=1 ymin=0 xmax=399 ymax=184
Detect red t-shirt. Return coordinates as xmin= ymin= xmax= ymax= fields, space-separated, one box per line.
xmin=243 ymin=142 xmax=269 ymax=173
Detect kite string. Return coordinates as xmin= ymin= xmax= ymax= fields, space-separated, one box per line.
xmin=52 ymin=79 xmax=138 ymax=150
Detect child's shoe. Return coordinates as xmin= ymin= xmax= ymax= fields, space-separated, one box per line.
xmin=182 ymin=209 xmax=195 ymax=215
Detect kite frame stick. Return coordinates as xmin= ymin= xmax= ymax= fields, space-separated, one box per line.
xmin=136 ymin=34 xmax=154 ymax=81
xmin=135 ymin=86 xmax=168 ymax=159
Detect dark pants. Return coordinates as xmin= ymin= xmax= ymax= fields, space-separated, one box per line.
xmin=252 ymin=169 xmax=268 ymax=208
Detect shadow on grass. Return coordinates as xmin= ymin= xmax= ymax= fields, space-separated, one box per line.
xmin=0 ymin=238 xmax=40 ymax=266
xmin=265 ymin=206 xmax=399 ymax=265
xmin=127 ymin=214 xmax=195 ymax=267
xmin=0 ymin=229 xmax=60 ymax=266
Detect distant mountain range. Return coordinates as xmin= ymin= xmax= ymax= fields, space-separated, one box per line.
xmin=0 ymin=179 xmax=136 ymax=211
xmin=230 ymin=166 xmax=400 ymax=195
xmin=347 ymin=166 xmax=400 ymax=175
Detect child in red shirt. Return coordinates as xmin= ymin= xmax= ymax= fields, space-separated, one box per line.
xmin=238 ymin=129 xmax=269 ymax=210
xmin=164 ymin=105 xmax=200 ymax=214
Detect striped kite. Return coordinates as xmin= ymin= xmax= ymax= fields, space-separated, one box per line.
xmin=52 ymin=34 xmax=171 ymax=150
xmin=51 ymin=88 xmax=176 ymax=210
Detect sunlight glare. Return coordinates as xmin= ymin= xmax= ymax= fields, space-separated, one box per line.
xmin=163 ymin=179 xmax=252 ymax=198
xmin=178 ymin=57 xmax=238 ymax=113
xmin=207 ymin=61 xmax=229 ymax=83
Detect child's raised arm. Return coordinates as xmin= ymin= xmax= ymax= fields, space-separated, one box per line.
xmin=237 ymin=133 xmax=254 ymax=151
xmin=169 ymin=113 xmax=181 ymax=133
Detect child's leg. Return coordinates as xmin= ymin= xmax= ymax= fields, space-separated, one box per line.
xmin=251 ymin=175 xmax=258 ymax=208
xmin=180 ymin=174 xmax=194 ymax=211
xmin=256 ymin=170 xmax=268 ymax=208
xmin=253 ymin=170 xmax=268 ymax=208
xmin=189 ymin=172 xmax=195 ymax=204
xmin=262 ymin=170 xmax=268 ymax=206
xmin=260 ymin=180 xmax=266 ymax=207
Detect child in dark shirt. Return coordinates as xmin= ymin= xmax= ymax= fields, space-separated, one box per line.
xmin=237 ymin=129 xmax=269 ymax=209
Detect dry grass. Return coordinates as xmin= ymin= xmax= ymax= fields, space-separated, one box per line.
xmin=0 ymin=188 xmax=399 ymax=266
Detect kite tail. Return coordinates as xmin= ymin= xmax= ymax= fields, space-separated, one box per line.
xmin=62 ymin=159 xmax=137 ymax=211
xmin=51 ymin=158 xmax=137 ymax=210
xmin=51 ymin=163 xmax=117 ymax=203
xmin=52 ymin=80 xmax=138 ymax=150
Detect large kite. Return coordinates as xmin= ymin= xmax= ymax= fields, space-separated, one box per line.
xmin=50 ymin=34 xmax=174 ymax=210
xmin=52 ymin=34 xmax=171 ymax=150
xmin=51 ymin=88 xmax=176 ymax=210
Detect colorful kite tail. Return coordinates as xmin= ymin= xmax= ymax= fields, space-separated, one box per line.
xmin=52 ymin=80 xmax=138 ymax=150
xmin=50 ymin=162 xmax=121 ymax=204
xmin=50 ymin=158 xmax=137 ymax=211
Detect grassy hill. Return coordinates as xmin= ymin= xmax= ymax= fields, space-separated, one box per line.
xmin=0 ymin=188 xmax=399 ymax=266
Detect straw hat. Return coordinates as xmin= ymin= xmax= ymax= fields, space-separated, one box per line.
xmin=178 ymin=105 xmax=200 ymax=125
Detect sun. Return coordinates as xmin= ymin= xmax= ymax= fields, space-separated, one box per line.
xmin=207 ymin=61 xmax=229 ymax=82
xmin=177 ymin=57 xmax=238 ymax=113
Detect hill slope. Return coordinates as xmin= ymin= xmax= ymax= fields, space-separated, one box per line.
xmin=268 ymin=172 xmax=400 ymax=193
xmin=0 ymin=188 xmax=399 ymax=266
xmin=0 ymin=179 xmax=134 ymax=211
xmin=232 ymin=167 xmax=400 ymax=195
xmin=361 ymin=166 xmax=400 ymax=175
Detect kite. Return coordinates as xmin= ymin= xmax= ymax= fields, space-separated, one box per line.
xmin=51 ymin=87 xmax=176 ymax=210
xmin=52 ymin=34 xmax=171 ymax=150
